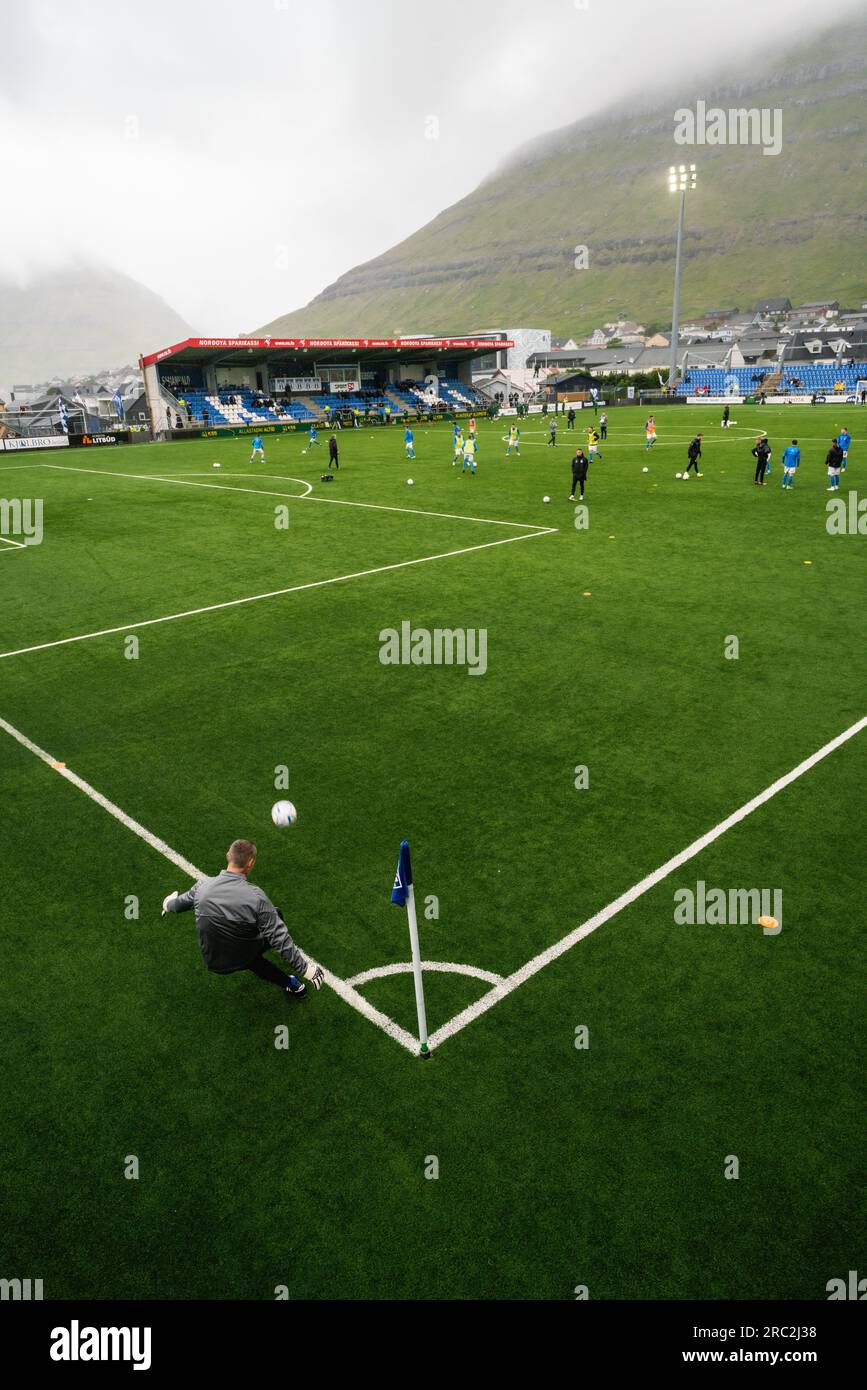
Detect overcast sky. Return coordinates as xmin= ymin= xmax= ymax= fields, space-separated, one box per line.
xmin=0 ymin=0 xmax=859 ymax=332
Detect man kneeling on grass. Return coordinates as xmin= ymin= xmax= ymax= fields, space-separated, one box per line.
xmin=162 ymin=839 xmax=324 ymax=1001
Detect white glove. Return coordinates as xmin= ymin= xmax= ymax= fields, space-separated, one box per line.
xmin=161 ymin=891 xmax=179 ymax=916
xmin=304 ymin=961 xmax=325 ymax=990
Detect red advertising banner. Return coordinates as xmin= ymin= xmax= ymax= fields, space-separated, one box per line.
xmin=142 ymin=336 xmax=513 ymax=367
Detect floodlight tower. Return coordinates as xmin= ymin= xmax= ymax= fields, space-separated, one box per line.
xmin=667 ymin=163 xmax=697 ymax=391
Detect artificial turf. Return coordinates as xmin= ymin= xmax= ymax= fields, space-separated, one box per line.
xmin=0 ymin=404 xmax=864 ymax=1299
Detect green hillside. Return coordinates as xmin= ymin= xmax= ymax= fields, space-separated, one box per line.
xmin=261 ymin=19 xmax=867 ymax=339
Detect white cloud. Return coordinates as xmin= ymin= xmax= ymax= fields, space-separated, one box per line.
xmin=0 ymin=0 xmax=862 ymax=335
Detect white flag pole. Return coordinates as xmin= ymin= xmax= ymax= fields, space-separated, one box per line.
xmin=404 ymin=879 xmax=430 ymax=1059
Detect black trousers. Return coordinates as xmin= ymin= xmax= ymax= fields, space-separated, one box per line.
xmin=572 ymin=474 xmax=586 ymax=497
xmin=754 ymin=457 xmax=767 ymax=482
xmin=329 ymin=452 xmax=339 ymax=467
xmin=685 ymin=457 xmax=700 ymax=474
xmin=600 ymin=425 xmax=607 ymax=439
xmin=246 ymin=952 xmax=293 ymax=989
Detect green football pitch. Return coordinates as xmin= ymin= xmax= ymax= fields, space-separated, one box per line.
xmin=1 ymin=404 xmax=864 ymax=1300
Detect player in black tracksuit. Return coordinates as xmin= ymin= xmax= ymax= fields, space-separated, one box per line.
xmin=328 ymin=434 xmax=339 ymax=469
xmin=685 ymin=434 xmax=703 ymax=476
xmin=751 ymin=436 xmax=770 ymax=485
xmin=570 ymin=449 xmax=589 ymax=500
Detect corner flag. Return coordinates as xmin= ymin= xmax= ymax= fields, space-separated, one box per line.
xmin=391 ymin=839 xmax=412 ymax=906
xmin=390 ymin=840 xmax=430 ymax=1058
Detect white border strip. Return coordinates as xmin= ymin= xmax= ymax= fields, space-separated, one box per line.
xmin=427 ymin=715 xmax=867 ymax=1049
xmin=0 ymin=713 xmax=420 ymax=1056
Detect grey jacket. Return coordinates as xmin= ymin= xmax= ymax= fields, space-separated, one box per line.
xmin=167 ymin=870 xmax=308 ymax=976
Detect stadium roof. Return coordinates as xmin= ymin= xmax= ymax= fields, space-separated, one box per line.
xmin=140 ymin=336 xmax=513 ymax=369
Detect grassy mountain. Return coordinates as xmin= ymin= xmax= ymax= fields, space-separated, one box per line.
xmin=260 ymin=20 xmax=867 ymax=340
xmin=0 ymin=265 xmax=191 ymax=391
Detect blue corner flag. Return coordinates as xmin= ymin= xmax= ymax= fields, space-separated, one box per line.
xmin=389 ymin=839 xmax=429 ymax=1056
xmin=391 ymin=839 xmax=412 ymax=906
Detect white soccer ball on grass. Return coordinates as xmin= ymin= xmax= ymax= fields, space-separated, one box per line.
xmin=271 ymin=800 xmax=298 ymax=829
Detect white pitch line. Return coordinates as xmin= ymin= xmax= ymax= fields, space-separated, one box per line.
xmin=427 ymin=714 xmax=867 ymax=1050
xmin=165 ymin=472 xmax=314 ymax=495
xmin=299 ymin=491 xmax=553 ymax=531
xmin=0 ymin=535 xmax=26 ymax=549
xmin=42 ymin=462 xmax=554 ymax=532
xmin=42 ymin=464 xmax=314 ymax=506
xmin=347 ymin=960 xmax=504 ymax=988
xmin=0 ymin=713 xmax=420 ymax=1056
xmin=0 ymin=527 xmax=554 ymax=662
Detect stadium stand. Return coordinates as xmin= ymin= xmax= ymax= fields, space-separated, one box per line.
xmin=174 ymin=384 xmax=490 ymax=424
xmin=437 ymin=377 xmax=486 ymax=408
xmin=678 ymin=364 xmax=867 ymax=396
xmin=393 ymin=378 xmax=486 ymax=409
xmin=176 ymin=390 xmax=317 ymax=424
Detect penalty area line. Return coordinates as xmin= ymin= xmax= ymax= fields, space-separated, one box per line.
xmin=0 ymin=527 xmax=555 ymax=662
xmin=0 ymin=713 xmax=420 ymax=1056
xmin=428 ymin=714 xmax=867 ymax=1050
xmin=42 ymin=462 xmax=552 ymax=531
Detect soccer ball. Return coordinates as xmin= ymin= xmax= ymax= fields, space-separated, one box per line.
xmin=407 ymin=479 xmax=414 ymax=486
xmin=302 ymin=449 xmax=307 ymax=455
xmin=675 ymin=472 xmax=682 ymax=479
xmin=543 ymin=495 xmax=550 ymax=503
xmin=271 ymin=800 xmax=298 ymax=829
xmin=213 ymin=462 xmax=220 ymax=469
xmin=682 ymin=472 xmax=689 ymax=481
xmin=642 ymin=466 xmax=649 ymax=473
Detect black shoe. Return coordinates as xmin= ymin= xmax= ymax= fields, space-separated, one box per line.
xmin=286 ymin=976 xmax=307 ymax=998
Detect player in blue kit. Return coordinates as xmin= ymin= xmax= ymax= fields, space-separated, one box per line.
xmin=837 ymin=426 xmax=852 ymax=471
xmin=308 ymin=424 xmax=320 ymax=448
xmin=780 ymin=439 xmax=800 ymax=490
xmin=404 ymin=426 xmax=416 ymax=459
xmin=250 ymin=434 xmax=264 ymax=464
